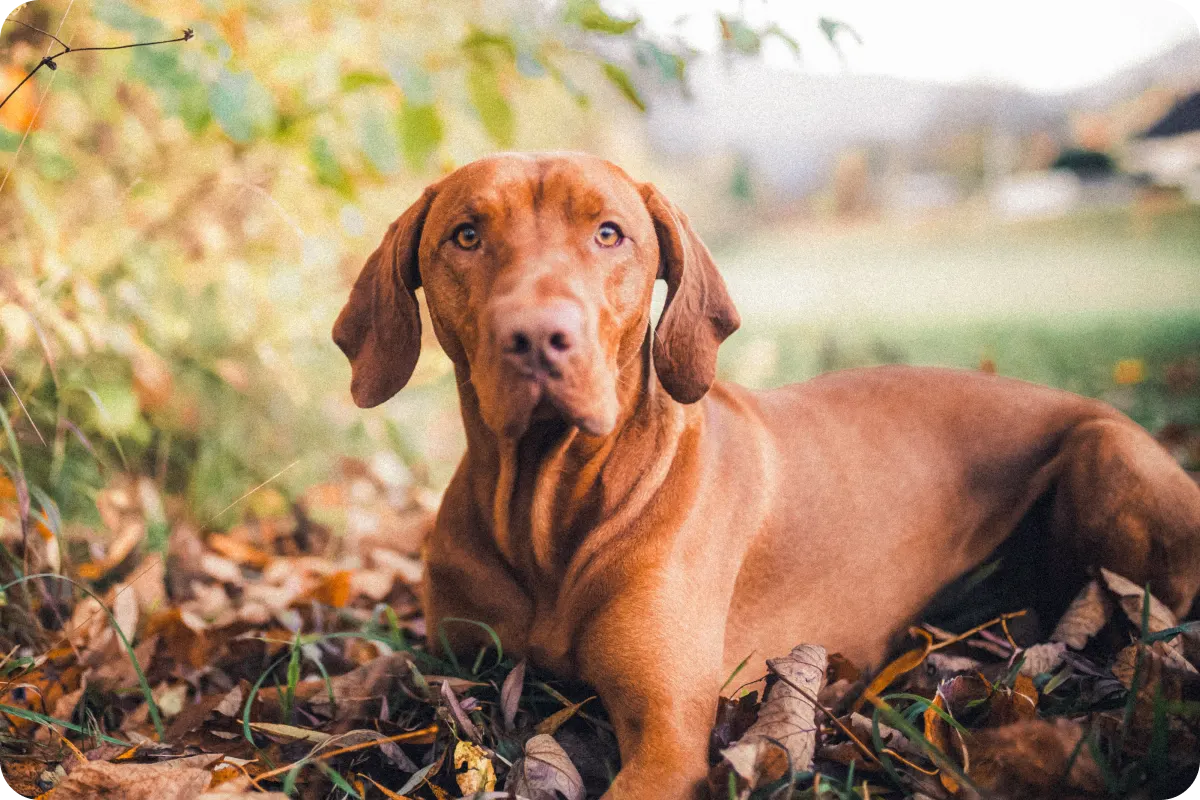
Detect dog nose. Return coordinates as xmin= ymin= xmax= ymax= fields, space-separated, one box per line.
xmin=494 ymin=301 xmax=583 ymax=378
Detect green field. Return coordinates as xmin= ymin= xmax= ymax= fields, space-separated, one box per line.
xmin=710 ymin=206 xmax=1200 ymax=434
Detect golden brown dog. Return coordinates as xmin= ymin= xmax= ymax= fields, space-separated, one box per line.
xmin=334 ymin=152 xmax=1200 ymax=798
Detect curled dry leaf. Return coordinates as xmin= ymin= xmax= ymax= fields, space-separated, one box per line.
xmin=501 ymin=659 xmax=526 ymax=731
xmin=504 ymin=733 xmax=585 ymax=800
xmin=721 ymin=643 xmax=827 ymax=785
xmin=453 ymin=739 xmax=496 ymax=794
xmin=923 ymin=687 xmax=969 ymax=794
xmin=441 ymin=678 xmax=483 ymax=743
xmin=1100 ymin=568 xmax=1196 ymax=674
xmin=1050 ymin=579 xmax=1112 ymax=650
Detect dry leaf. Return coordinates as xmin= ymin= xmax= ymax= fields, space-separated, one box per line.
xmin=453 ymin=740 xmax=496 ymax=794
xmin=112 ymin=585 xmax=139 ymax=643
xmin=505 ymin=733 xmax=585 ymax=800
xmin=1051 ymin=579 xmax=1112 ymax=649
xmin=501 ymin=659 xmax=526 ymax=731
xmin=535 ymin=697 xmax=592 ymax=736
xmin=248 ymin=722 xmax=332 ymax=744
xmin=52 ymin=754 xmax=222 ymax=800
xmin=1101 ymin=568 xmax=1196 ymax=673
xmin=923 ymin=688 xmax=968 ymax=794
xmin=970 ymin=718 xmax=1104 ymax=797
xmin=441 ymin=679 xmax=482 ymax=743
xmin=1020 ymin=642 xmax=1066 ymax=677
xmin=721 ymin=643 xmax=827 ymax=783
xmin=303 ymin=570 xmax=352 ymax=607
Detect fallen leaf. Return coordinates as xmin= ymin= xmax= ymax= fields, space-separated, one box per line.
xmin=504 ymin=733 xmax=585 ymax=800
xmin=1020 ymin=642 xmax=1066 ymax=677
xmin=854 ymin=632 xmax=932 ymax=712
xmin=51 ymin=754 xmax=222 ymax=800
xmin=923 ymin=687 xmax=968 ymax=794
xmin=440 ymin=678 xmax=482 ymax=743
xmin=302 ymin=570 xmax=352 ymax=608
xmin=535 ymin=697 xmax=592 ymax=736
xmin=1051 ymin=579 xmax=1112 ymax=650
xmin=248 ymin=722 xmax=332 ymax=744
xmin=453 ymin=740 xmax=496 ymax=794
xmin=500 ymin=659 xmax=526 ymax=730
xmin=721 ymin=644 xmax=827 ymax=784
xmin=970 ymin=718 xmax=1105 ymax=797
xmin=1101 ymin=568 xmax=1195 ymax=673
xmin=205 ymin=533 xmax=271 ymax=569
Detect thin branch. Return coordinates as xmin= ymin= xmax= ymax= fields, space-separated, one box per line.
xmin=4 ymin=18 xmax=69 ymax=50
xmin=0 ymin=27 xmax=193 ymax=113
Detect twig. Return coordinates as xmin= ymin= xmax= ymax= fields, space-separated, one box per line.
xmin=5 ymin=18 xmax=69 ymax=50
xmin=254 ymin=726 xmax=440 ymax=783
xmin=772 ymin=671 xmax=882 ymax=768
xmin=0 ymin=27 xmax=194 ymax=113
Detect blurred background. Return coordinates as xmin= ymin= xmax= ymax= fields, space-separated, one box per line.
xmin=2 ymin=0 xmax=1199 ymax=536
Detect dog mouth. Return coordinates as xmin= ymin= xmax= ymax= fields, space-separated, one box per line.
xmin=499 ymin=373 xmax=614 ymax=439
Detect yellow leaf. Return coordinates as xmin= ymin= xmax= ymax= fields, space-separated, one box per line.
xmin=453 ymin=740 xmax=496 ymax=794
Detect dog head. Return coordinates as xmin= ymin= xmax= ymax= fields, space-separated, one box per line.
xmin=333 ymin=152 xmax=739 ymax=439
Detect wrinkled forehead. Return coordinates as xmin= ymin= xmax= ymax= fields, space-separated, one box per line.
xmin=425 ymin=153 xmax=648 ymax=232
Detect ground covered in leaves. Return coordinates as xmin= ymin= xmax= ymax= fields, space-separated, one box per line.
xmin=1 ymin=451 xmax=1199 ymax=800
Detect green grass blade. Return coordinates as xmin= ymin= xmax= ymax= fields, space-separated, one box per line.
xmin=0 ymin=573 xmax=163 ymax=740
xmin=0 ymin=702 xmax=132 ymax=747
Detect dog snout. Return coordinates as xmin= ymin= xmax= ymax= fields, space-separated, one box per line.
xmin=493 ymin=300 xmax=583 ymax=379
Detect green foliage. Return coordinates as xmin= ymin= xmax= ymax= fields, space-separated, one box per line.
xmin=0 ymin=0 xmax=699 ymax=528
xmin=565 ymin=0 xmax=639 ymax=35
xmin=466 ymin=53 xmax=515 ymax=147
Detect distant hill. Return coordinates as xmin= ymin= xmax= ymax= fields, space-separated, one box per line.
xmin=644 ymin=35 xmax=1200 ymax=198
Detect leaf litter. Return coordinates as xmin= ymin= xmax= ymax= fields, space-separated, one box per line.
xmin=0 ymin=457 xmax=1197 ymax=798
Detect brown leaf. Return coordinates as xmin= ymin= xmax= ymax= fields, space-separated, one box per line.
xmin=504 ymin=733 xmax=585 ymax=800
xmin=722 ymin=644 xmax=827 ymax=783
xmin=854 ymin=634 xmax=932 ymax=712
xmin=970 ymin=718 xmax=1105 ymax=797
xmin=206 ymin=533 xmax=271 ymax=569
xmin=1100 ymin=568 xmax=1195 ymax=673
xmin=500 ymin=659 xmax=526 ymax=731
xmin=984 ymin=674 xmax=1039 ymax=727
xmin=248 ymin=722 xmax=332 ymax=744
xmin=1020 ymin=642 xmax=1066 ymax=677
xmin=307 ymin=652 xmax=412 ymax=718
xmin=52 ymin=754 xmax=222 ymax=800
xmin=440 ymin=678 xmax=482 ymax=743
xmin=1051 ymin=579 xmax=1112 ymax=650
xmin=302 ymin=570 xmax=352 ymax=608
xmin=535 ymin=697 xmax=593 ymax=736
xmin=923 ymin=688 xmax=968 ymax=794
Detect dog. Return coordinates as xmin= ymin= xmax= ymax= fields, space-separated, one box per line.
xmin=333 ymin=152 xmax=1200 ymax=799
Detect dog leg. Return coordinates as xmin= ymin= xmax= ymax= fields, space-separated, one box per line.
xmin=576 ymin=591 xmax=724 ymax=800
xmin=1053 ymin=416 xmax=1200 ymax=615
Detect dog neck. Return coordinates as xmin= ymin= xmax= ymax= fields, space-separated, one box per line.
xmin=455 ymin=330 xmax=690 ymax=595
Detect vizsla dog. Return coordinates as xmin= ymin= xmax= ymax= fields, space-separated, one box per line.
xmin=334 ymin=152 xmax=1200 ymax=798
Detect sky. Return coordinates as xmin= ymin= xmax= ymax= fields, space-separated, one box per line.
xmin=611 ymin=0 xmax=1200 ymax=94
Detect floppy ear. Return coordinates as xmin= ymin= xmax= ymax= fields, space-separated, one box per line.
xmin=640 ymin=183 xmax=741 ymax=404
xmin=333 ymin=187 xmax=437 ymax=408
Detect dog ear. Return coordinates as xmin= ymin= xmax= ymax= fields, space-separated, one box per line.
xmin=333 ymin=187 xmax=437 ymax=408
xmin=640 ymin=183 xmax=740 ymax=404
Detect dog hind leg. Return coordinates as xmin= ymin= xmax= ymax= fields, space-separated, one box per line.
xmin=1052 ymin=416 xmax=1200 ymax=616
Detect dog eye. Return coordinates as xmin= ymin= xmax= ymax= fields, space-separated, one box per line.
xmin=595 ymin=222 xmax=623 ymax=248
xmin=452 ymin=224 xmax=480 ymax=250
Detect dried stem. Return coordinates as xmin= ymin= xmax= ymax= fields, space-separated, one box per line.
xmin=0 ymin=26 xmax=194 ymax=113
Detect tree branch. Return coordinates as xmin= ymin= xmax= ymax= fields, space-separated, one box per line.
xmin=0 ymin=27 xmax=194 ymax=113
